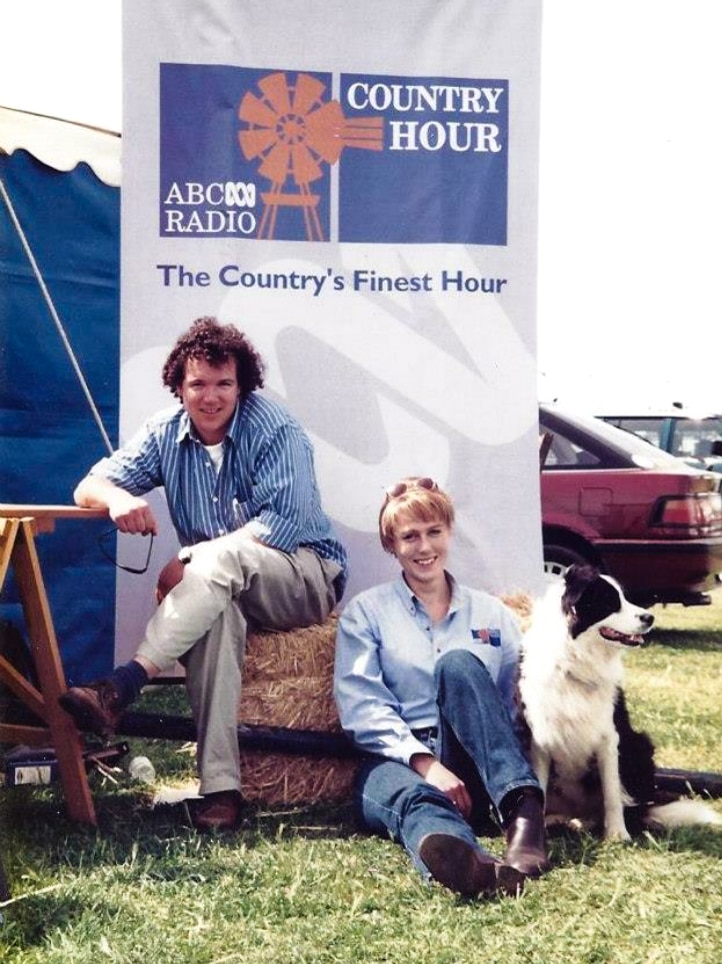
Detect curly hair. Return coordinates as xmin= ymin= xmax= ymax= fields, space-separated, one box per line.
xmin=162 ymin=317 xmax=265 ymax=399
xmin=378 ymin=477 xmax=455 ymax=554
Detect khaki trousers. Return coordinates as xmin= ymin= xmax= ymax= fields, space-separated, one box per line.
xmin=137 ymin=532 xmax=340 ymax=794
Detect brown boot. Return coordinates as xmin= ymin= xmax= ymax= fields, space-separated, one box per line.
xmin=58 ymin=679 xmax=125 ymax=739
xmin=419 ymin=833 xmax=525 ymax=897
xmin=189 ymin=790 xmax=243 ymax=832
xmin=502 ymin=790 xmax=550 ymax=878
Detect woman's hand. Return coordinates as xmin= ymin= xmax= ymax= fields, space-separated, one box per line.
xmin=410 ymin=754 xmax=473 ymax=820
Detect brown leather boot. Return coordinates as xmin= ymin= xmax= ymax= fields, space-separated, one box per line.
xmin=58 ymin=679 xmax=125 ymax=739
xmin=419 ymin=833 xmax=525 ymax=897
xmin=502 ymin=790 xmax=550 ymax=878
xmin=189 ymin=790 xmax=243 ymax=832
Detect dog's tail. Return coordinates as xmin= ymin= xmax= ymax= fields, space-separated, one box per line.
xmin=645 ymin=799 xmax=722 ymax=830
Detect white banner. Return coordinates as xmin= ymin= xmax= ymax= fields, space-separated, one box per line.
xmin=119 ymin=0 xmax=543 ymax=660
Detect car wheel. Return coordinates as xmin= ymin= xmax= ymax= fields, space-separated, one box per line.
xmin=542 ymin=544 xmax=593 ymax=582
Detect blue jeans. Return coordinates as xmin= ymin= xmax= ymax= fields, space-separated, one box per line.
xmin=355 ymin=649 xmax=541 ymax=876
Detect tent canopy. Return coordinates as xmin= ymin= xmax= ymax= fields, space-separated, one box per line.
xmin=1 ymin=108 xmax=121 ymax=681
xmin=0 ymin=105 xmax=121 ymax=185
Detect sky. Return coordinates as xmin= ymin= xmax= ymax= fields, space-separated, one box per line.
xmin=1 ymin=1 xmax=719 ymax=415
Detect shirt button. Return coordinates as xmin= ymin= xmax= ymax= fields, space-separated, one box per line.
xmin=212 ymin=496 xmax=218 ymax=502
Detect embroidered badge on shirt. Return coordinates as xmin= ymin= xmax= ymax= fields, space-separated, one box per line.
xmin=471 ymin=628 xmax=501 ymax=647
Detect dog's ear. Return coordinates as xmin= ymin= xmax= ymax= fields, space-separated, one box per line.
xmin=562 ymin=564 xmax=600 ymax=619
xmin=563 ymin=564 xmax=598 ymax=597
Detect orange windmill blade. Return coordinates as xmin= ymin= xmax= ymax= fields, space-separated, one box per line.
xmin=238 ymin=72 xmax=384 ymax=240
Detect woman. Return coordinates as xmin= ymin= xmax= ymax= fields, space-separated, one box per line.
xmin=333 ymin=477 xmax=548 ymax=897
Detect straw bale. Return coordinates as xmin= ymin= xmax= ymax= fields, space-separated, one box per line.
xmin=242 ymin=617 xmax=337 ymax=682
xmin=239 ymin=615 xmax=354 ymax=805
xmin=240 ymin=677 xmax=342 ymax=732
xmin=237 ymin=750 xmax=357 ymax=805
xmin=500 ymin=591 xmax=534 ymax=633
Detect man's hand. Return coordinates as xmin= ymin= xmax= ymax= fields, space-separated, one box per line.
xmin=410 ymin=754 xmax=473 ymax=820
xmin=74 ymin=474 xmax=158 ymax=536
xmin=107 ymin=492 xmax=157 ymax=535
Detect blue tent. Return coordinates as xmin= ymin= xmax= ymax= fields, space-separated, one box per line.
xmin=1 ymin=109 xmax=120 ymax=681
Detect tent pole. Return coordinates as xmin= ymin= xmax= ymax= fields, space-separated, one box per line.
xmin=0 ymin=173 xmax=114 ymax=455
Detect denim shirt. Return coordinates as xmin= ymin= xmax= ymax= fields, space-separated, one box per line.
xmin=89 ymin=392 xmax=347 ymax=585
xmin=333 ymin=574 xmax=521 ymax=765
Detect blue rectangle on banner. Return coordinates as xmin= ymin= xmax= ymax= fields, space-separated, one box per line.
xmin=338 ymin=73 xmax=508 ymax=244
xmin=159 ymin=63 xmax=508 ymax=245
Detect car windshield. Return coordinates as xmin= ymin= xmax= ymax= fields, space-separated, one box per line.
xmin=599 ymin=412 xmax=722 ymax=466
xmin=669 ymin=417 xmax=722 ymax=461
xmin=604 ymin=417 xmax=667 ymax=448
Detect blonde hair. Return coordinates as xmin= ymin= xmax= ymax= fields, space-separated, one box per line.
xmin=378 ymin=477 xmax=455 ymax=553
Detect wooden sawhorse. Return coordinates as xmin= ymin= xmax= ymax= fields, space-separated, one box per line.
xmin=0 ymin=504 xmax=108 ymax=825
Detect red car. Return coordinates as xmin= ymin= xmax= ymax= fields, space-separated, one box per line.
xmin=539 ymin=403 xmax=722 ymax=607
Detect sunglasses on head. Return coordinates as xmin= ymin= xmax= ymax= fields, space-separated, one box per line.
xmin=385 ymin=477 xmax=438 ymax=500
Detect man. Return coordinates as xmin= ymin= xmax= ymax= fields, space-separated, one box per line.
xmin=60 ymin=317 xmax=347 ymax=830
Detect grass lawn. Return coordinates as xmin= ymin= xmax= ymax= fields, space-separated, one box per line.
xmin=1 ymin=592 xmax=721 ymax=963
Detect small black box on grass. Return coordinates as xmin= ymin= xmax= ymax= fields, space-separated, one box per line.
xmin=4 ymin=747 xmax=59 ymax=786
xmin=3 ymin=742 xmax=130 ymax=786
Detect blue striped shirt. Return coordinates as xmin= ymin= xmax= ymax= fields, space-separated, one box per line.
xmin=90 ymin=393 xmax=347 ymax=585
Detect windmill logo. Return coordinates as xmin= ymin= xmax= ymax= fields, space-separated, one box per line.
xmin=160 ymin=63 xmax=508 ymax=244
xmin=238 ymin=72 xmax=384 ymax=241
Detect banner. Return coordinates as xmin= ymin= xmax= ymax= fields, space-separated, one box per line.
xmin=120 ymin=0 xmax=543 ymax=660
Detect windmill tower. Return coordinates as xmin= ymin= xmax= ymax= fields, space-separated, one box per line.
xmin=239 ymin=72 xmax=383 ymax=241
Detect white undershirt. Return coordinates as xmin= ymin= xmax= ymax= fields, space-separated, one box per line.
xmin=203 ymin=441 xmax=224 ymax=474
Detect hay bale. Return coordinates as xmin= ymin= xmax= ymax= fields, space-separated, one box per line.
xmin=236 ymin=750 xmax=357 ymax=806
xmin=238 ymin=616 xmax=356 ymax=805
xmin=501 ymin=591 xmax=534 ymax=633
xmin=241 ymin=676 xmax=341 ymax=732
xmin=242 ymin=620 xmax=337 ymax=682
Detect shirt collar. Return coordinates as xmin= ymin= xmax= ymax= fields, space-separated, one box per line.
xmin=393 ymin=571 xmax=461 ymax=614
xmin=393 ymin=575 xmax=416 ymax=613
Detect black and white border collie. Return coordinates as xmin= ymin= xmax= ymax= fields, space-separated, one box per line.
xmin=518 ymin=564 xmax=721 ymax=840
